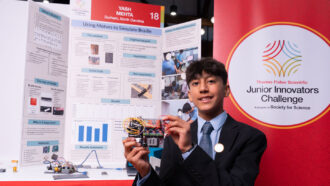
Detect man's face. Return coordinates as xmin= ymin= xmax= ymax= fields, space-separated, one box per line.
xmin=188 ymin=71 xmax=229 ymax=119
xmin=165 ymin=53 xmax=171 ymax=60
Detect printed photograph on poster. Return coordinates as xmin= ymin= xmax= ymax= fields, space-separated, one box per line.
xmin=162 ymin=47 xmax=198 ymax=75
xmin=162 ymin=100 xmax=197 ymax=122
xmin=41 ymin=144 xmax=59 ymax=154
xmin=52 ymin=145 xmax=59 ymax=152
xmin=28 ymin=97 xmax=38 ymax=114
xmin=43 ymin=146 xmax=50 ymax=153
xmin=162 ymin=74 xmax=189 ymax=100
xmin=105 ymin=52 xmax=113 ymax=64
xmin=88 ymin=56 xmax=100 ymax=65
xmin=90 ymin=44 xmax=99 ymax=55
xmin=131 ymin=83 xmax=152 ymax=99
xmin=40 ymin=92 xmax=53 ymax=113
xmin=53 ymin=107 xmax=64 ymax=116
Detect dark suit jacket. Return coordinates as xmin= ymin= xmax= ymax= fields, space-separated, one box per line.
xmin=133 ymin=115 xmax=267 ymax=186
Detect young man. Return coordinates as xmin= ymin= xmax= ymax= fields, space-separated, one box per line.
xmin=123 ymin=58 xmax=267 ymax=186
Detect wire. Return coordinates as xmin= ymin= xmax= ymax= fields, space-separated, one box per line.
xmin=101 ymin=168 xmax=126 ymax=170
xmin=76 ymin=150 xmax=129 ymax=171
xmin=78 ymin=150 xmax=103 ymax=168
xmin=43 ymin=160 xmax=51 ymax=164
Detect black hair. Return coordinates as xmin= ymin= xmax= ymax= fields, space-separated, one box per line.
xmin=172 ymin=81 xmax=176 ymax=86
xmin=163 ymin=52 xmax=170 ymax=59
xmin=185 ymin=58 xmax=227 ymax=86
xmin=182 ymin=102 xmax=192 ymax=113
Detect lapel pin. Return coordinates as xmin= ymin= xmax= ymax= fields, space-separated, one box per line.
xmin=214 ymin=143 xmax=224 ymax=153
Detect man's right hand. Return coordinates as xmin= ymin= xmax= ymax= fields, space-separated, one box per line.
xmin=123 ymin=137 xmax=150 ymax=177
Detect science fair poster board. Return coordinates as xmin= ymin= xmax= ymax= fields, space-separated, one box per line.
xmin=64 ymin=18 xmax=164 ymax=167
xmin=21 ymin=1 xmax=70 ymax=166
xmin=15 ymin=0 xmax=201 ymax=172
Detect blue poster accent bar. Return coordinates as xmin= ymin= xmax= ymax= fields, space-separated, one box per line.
xmin=71 ymin=20 xmax=162 ymax=36
xmin=82 ymin=68 xmax=110 ymax=74
xmin=75 ymin=145 xmax=107 ymax=150
xmin=102 ymin=124 xmax=108 ymax=142
xmin=39 ymin=8 xmax=61 ymax=21
xmin=27 ymin=140 xmax=59 ymax=146
xmin=82 ymin=33 xmax=108 ymax=39
xmin=78 ymin=126 xmax=84 ymax=142
xmin=124 ymin=37 xmax=157 ymax=44
xmin=101 ymin=98 xmax=130 ymax=104
xmin=129 ymin=72 xmax=155 ymax=77
xmin=165 ymin=23 xmax=196 ymax=33
xmin=34 ymin=78 xmax=58 ymax=87
xmin=123 ymin=53 xmax=156 ymax=60
xmin=87 ymin=126 xmax=92 ymax=142
xmin=28 ymin=119 xmax=60 ymax=125
xmin=94 ymin=128 xmax=100 ymax=142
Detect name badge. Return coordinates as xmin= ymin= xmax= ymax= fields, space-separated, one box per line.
xmin=214 ymin=143 xmax=224 ymax=153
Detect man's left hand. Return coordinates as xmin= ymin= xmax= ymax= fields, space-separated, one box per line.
xmin=163 ymin=115 xmax=194 ymax=153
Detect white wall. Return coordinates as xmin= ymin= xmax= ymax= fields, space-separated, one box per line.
xmin=0 ymin=0 xmax=28 ymax=163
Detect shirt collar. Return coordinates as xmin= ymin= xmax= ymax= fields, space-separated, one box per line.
xmin=197 ymin=111 xmax=228 ymax=134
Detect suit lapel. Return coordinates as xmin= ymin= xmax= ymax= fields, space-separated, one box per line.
xmin=215 ymin=115 xmax=239 ymax=160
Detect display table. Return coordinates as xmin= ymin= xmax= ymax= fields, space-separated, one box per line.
xmin=0 ymin=164 xmax=134 ymax=186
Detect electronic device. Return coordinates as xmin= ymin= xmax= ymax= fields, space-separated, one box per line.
xmin=123 ymin=117 xmax=165 ymax=176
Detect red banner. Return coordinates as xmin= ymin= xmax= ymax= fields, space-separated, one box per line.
xmin=91 ymin=0 xmax=164 ymax=28
xmin=214 ymin=0 xmax=329 ymax=185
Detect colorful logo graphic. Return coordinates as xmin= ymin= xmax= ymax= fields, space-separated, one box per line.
xmin=227 ymin=22 xmax=330 ymax=128
xmin=262 ymin=40 xmax=302 ymax=77
xmin=74 ymin=0 xmax=86 ymax=8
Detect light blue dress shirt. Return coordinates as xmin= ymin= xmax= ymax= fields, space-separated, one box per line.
xmin=182 ymin=111 xmax=227 ymax=159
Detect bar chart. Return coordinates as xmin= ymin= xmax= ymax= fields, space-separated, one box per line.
xmin=77 ymin=123 xmax=109 ymax=143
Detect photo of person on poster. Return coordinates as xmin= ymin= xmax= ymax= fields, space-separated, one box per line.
xmin=162 ymin=52 xmax=177 ymax=75
xmin=181 ymin=102 xmax=197 ymax=121
xmin=162 ymin=47 xmax=199 ymax=76
xmin=162 ymin=74 xmax=189 ymax=100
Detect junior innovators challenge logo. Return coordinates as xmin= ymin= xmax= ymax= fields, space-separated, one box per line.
xmin=262 ymin=40 xmax=302 ymax=77
xmin=227 ymin=22 xmax=329 ymax=129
